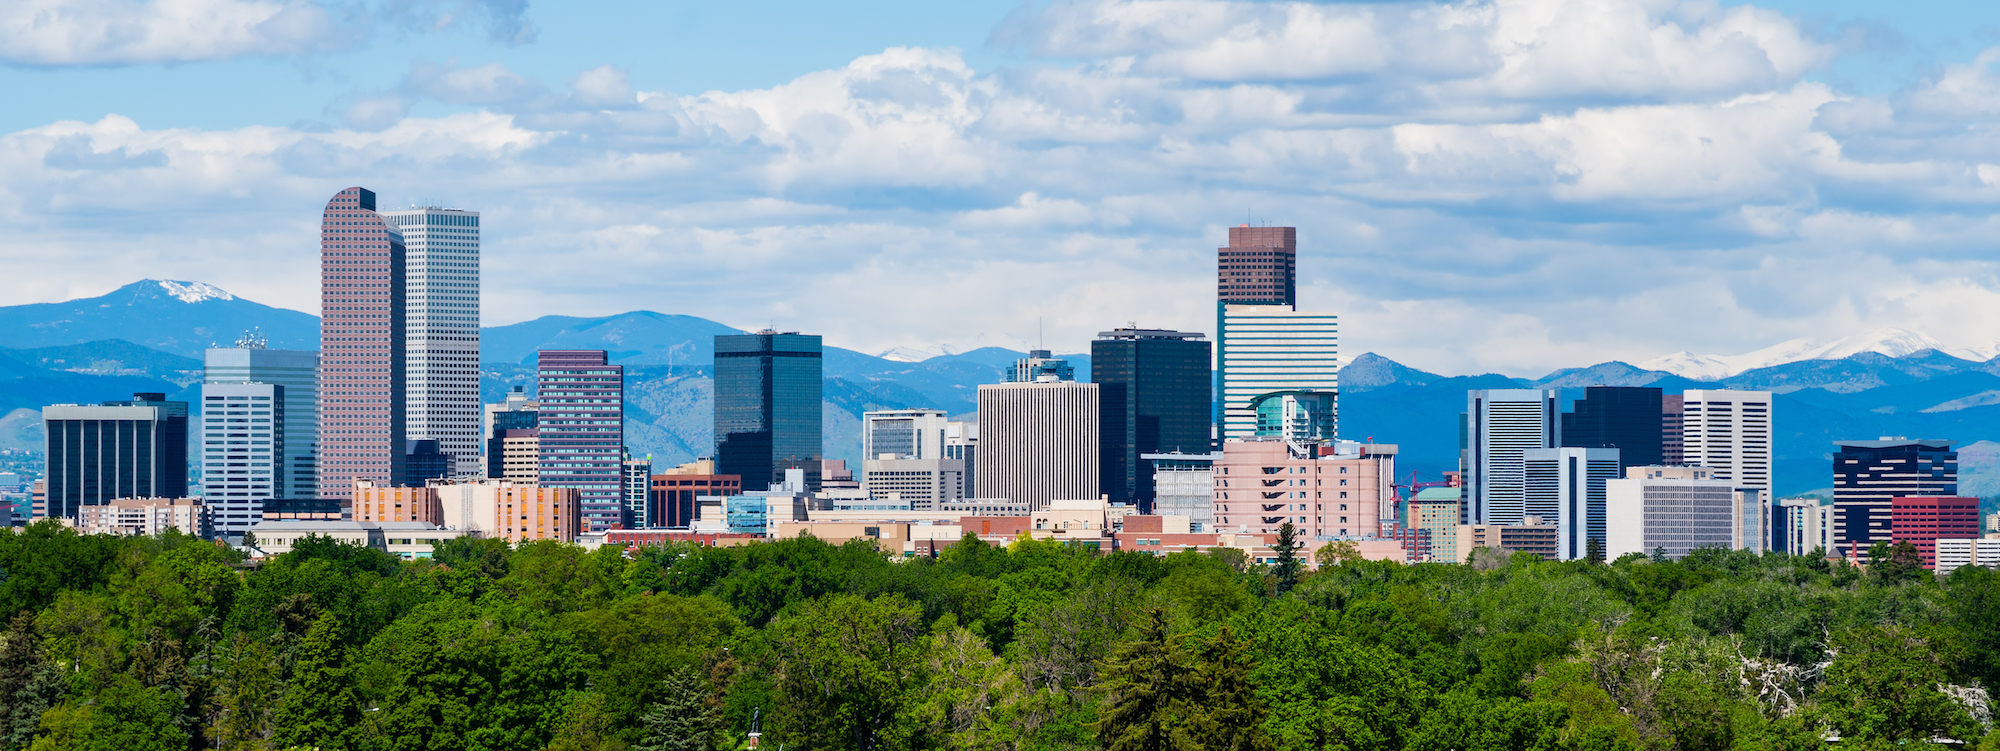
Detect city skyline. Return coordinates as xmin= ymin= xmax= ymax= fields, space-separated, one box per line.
xmin=5 ymin=1 xmax=2000 ymax=376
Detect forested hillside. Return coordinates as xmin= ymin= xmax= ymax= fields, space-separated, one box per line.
xmin=1 ymin=524 xmax=1997 ymax=751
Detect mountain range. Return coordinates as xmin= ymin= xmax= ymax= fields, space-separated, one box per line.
xmin=1 ymin=280 xmax=1997 ymax=497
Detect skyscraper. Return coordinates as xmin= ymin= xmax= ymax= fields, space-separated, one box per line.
xmin=199 ymin=382 xmax=282 ymax=540
xmin=714 ymin=331 xmax=823 ymax=492
xmin=1465 ymin=389 xmax=1560 ymax=524
xmin=43 ymin=393 xmax=189 ymax=519
xmin=1524 ymin=447 xmax=1621 ymax=560
xmin=623 ymin=452 xmax=653 ymax=528
xmin=317 ymin=187 xmax=407 ymax=498
xmin=536 ymin=350 xmax=625 ymax=532
xmin=1217 ymin=305 xmax=1338 ymax=439
xmin=205 ymin=338 xmax=319 ymax=499
xmin=1561 ymin=386 xmax=1663 ymax=467
xmin=381 ymin=206 xmax=482 ymax=476
xmin=1216 ymin=225 xmax=1296 ymax=307
xmin=1091 ymin=328 xmax=1211 ymax=509
xmin=1679 ymin=390 xmax=1773 ymax=492
xmin=1830 ymin=438 xmax=1956 ymax=558
xmin=975 ymin=381 xmax=1099 ymax=511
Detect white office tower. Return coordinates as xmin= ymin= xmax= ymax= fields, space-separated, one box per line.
xmin=1217 ymin=305 xmax=1338 ymax=439
xmin=623 ymin=454 xmax=652 ymax=528
xmin=1771 ymin=497 xmax=1829 ymax=555
xmin=206 ymin=340 xmax=319 ymax=501
xmin=1524 ymin=447 xmax=1621 ymax=560
xmin=1681 ymin=389 xmax=1772 ymax=551
xmin=1465 ymin=390 xmax=1559 ymax=524
xmin=1606 ymin=466 xmax=1738 ymax=560
xmin=945 ymin=421 xmax=978 ymax=494
xmin=200 ymin=383 xmax=282 ymax=541
xmin=383 ymin=206 xmax=482 ymax=476
xmin=863 ymin=409 xmax=950 ymax=460
xmin=975 ymin=382 xmax=1099 ymax=511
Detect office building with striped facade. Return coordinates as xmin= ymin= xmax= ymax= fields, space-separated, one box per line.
xmin=43 ymin=394 xmax=189 ymax=521
xmin=317 ymin=187 xmax=407 ymax=498
xmin=205 ymin=343 xmax=318 ymax=503
xmin=199 ymin=382 xmax=282 ymax=540
xmin=1465 ymin=389 xmax=1560 ymax=525
xmin=1524 ymin=447 xmax=1621 ymax=560
xmin=382 ymin=206 xmax=482 ymax=477
xmin=1217 ymin=305 xmax=1339 ymax=439
xmin=975 ymin=381 xmax=1099 ymax=511
xmin=536 ymin=350 xmax=624 ymax=532
xmin=1680 ymin=390 xmax=1773 ymax=494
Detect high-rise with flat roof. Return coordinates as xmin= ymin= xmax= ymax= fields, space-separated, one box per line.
xmin=1524 ymin=447 xmax=1621 ymax=560
xmin=976 ymin=381 xmax=1099 ymax=511
xmin=862 ymin=409 xmax=949 ymax=460
xmin=1217 ymin=306 xmax=1338 ymax=439
xmin=206 ymin=340 xmax=319 ymax=499
xmin=317 ymin=187 xmax=407 ymax=498
xmin=1606 ymin=465 xmax=1738 ymax=560
xmin=1465 ymin=389 xmax=1560 ymax=524
xmin=1680 ymin=390 xmax=1773 ymax=492
xmin=382 ymin=206 xmax=482 ymax=476
xmin=714 ymin=331 xmax=823 ymax=491
xmin=1092 ymin=328 xmax=1211 ymax=508
xmin=1830 ymin=438 xmax=1956 ymax=560
xmin=1562 ymin=387 xmax=1663 ymax=468
xmin=43 ymin=393 xmax=189 ymax=520
xmin=1217 ymin=225 xmax=1296 ymax=307
xmin=199 ymin=382 xmax=282 ymax=540
xmin=536 ymin=350 xmax=624 ymax=532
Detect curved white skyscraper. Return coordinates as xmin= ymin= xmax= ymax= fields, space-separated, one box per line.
xmin=383 ymin=206 xmax=482 ymax=477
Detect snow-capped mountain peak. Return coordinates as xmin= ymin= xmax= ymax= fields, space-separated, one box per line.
xmin=155 ymin=280 xmax=234 ymax=303
xmin=1637 ymin=327 xmax=1970 ymax=379
xmin=876 ymin=344 xmax=960 ymax=363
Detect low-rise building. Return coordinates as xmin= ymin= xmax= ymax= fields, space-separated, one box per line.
xmin=352 ymin=479 xmax=444 ymax=525
xmin=435 ymin=479 xmax=581 ymax=543
xmin=248 ymin=519 xmax=469 ymax=558
xmin=650 ymin=459 xmax=743 ymax=529
xmin=1935 ymin=537 xmax=2000 ymax=575
xmin=1145 ymin=451 xmax=1218 ymax=530
xmin=76 ymin=497 xmax=211 ymax=537
xmin=1457 ymin=518 xmax=1559 ymax=561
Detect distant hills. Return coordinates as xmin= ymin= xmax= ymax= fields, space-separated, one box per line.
xmin=1 ymin=280 xmax=1997 ymax=495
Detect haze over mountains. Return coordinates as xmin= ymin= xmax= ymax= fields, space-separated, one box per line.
xmin=2 ymin=280 xmax=1998 ymax=496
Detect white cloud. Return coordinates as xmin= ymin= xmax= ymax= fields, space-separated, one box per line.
xmin=0 ymin=0 xmax=362 ymax=65
xmin=5 ymin=1 xmax=2000 ymax=376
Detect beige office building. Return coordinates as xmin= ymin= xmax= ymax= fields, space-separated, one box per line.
xmin=352 ymin=479 xmax=444 ymax=525
xmin=436 ymin=479 xmax=580 ymax=543
xmin=975 ymin=381 xmax=1099 ymax=511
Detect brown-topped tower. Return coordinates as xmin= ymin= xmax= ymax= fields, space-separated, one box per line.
xmin=1216 ymin=225 xmax=1296 ymax=308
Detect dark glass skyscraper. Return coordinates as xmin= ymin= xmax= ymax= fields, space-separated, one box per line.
xmin=1561 ymin=386 xmax=1663 ymax=468
xmin=1092 ymin=328 xmax=1212 ymax=510
xmin=43 ymin=392 xmax=189 ymax=519
xmin=714 ymin=331 xmax=823 ymax=491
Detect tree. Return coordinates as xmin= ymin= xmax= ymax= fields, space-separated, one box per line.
xmin=1585 ymin=538 xmax=1605 ymax=565
xmin=1868 ymin=541 xmax=1927 ymax=587
xmin=1 ymin=612 xmax=64 ymax=751
xmin=269 ymin=612 xmax=359 ymax=751
xmin=1271 ymin=523 xmax=1303 ymax=595
xmin=1092 ymin=610 xmax=1272 ymax=751
xmin=1810 ymin=626 xmax=1979 ymax=750
xmin=767 ymin=593 xmax=928 ymax=751
xmin=634 ymin=667 xmax=721 ymax=751
xmin=1093 ymin=610 xmax=1180 ymax=751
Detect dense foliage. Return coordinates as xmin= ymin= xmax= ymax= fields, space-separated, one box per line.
xmin=1 ymin=521 xmax=1997 ymax=751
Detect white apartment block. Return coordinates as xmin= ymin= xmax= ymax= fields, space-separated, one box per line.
xmin=383 ymin=207 xmax=482 ymax=476
xmin=975 ymin=382 xmax=1099 ymax=511
xmin=78 ymin=497 xmax=211 ymax=538
xmin=1466 ymin=389 xmax=1559 ymax=524
xmin=1217 ymin=305 xmax=1338 ymax=439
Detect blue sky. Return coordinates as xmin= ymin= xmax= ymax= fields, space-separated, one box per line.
xmin=4 ymin=0 xmax=2000 ymax=375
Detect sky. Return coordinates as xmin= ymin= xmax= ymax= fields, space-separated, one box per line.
xmin=4 ymin=0 xmax=2000 ymax=376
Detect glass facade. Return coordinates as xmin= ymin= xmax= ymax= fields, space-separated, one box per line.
xmin=1561 ymin=386 xmax=1663 ymax=468
xmin=536 ymin=350 xmax=625 ymax=532
xmin=42 ymin=393 xmax=189 ymax=519
xmin=714 ymin=332 xmax=823 ymax=491
xmin=1091 ymin=329 xmax=1211 ymax=508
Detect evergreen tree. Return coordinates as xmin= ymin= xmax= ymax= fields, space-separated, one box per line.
xmin=1176 ymin=626 xmax=1272 ymax=751
xmin=1271 ymin=523 xmax=1303 ymax=595
xmin=269 ymin=612 xmax=358 ymax=751
xmin=1 ymin=612 xmax=63 ymax=751
xmin=635 ymin=667 xmax=720 ymax=751
xmin=1585 ymin=537 xmax=1605 ymax=565
xmin=1092 ymin=610 xmax=1181 ymax=751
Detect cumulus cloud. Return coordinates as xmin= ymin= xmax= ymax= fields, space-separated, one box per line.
xmin=3 ymin=0 xmax=2000 ymax=375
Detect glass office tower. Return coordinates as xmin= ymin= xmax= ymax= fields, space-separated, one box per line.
xmin=43 ymin=392 xmax=189 ymax=519
xmin=1561 ymin=386 xmax=1663 ymax=468
xmin=1091 ymin=328 xmax=1211 ymax=509
xmin=714 ymin=331 xmax=823 ymax=492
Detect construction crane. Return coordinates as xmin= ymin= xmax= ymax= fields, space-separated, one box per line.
xmin=1384 ymin=471 xmax=1461 ymax=524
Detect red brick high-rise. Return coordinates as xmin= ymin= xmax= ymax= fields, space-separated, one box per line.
xmin=316 ymin=187 xmax=407 ymax=498
xmin=1217 ymin=225 xmax=1296 ymax=307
